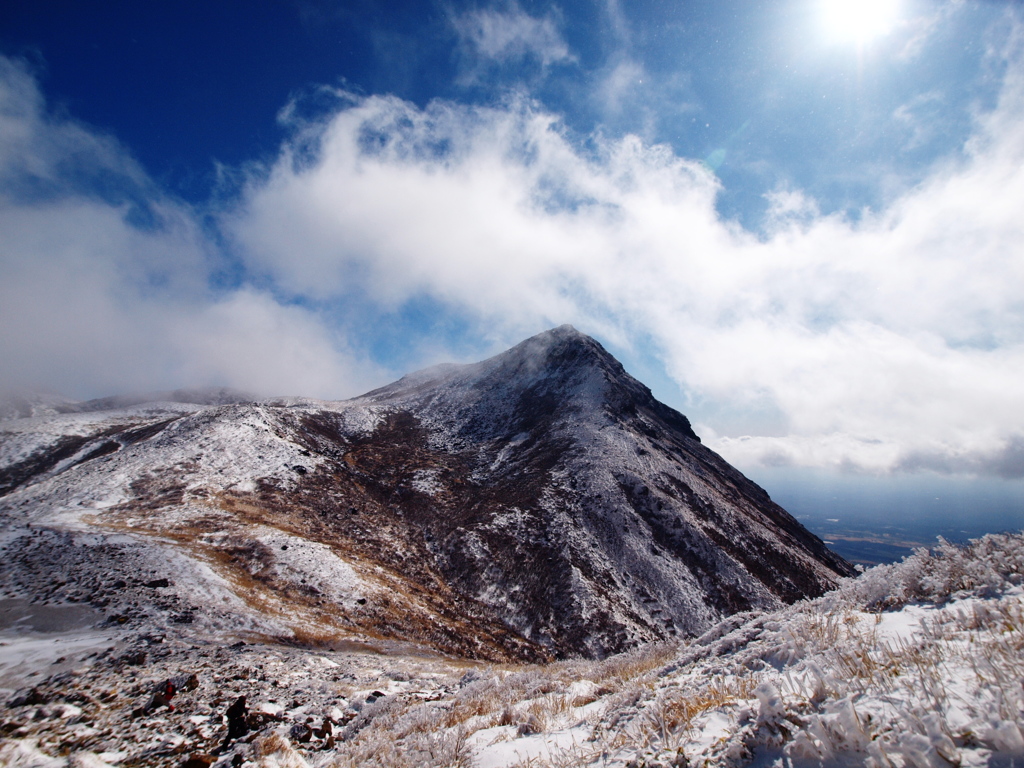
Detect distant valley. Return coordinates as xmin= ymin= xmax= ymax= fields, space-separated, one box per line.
xmin=763 ymin=475 xmax=1024 ymax=566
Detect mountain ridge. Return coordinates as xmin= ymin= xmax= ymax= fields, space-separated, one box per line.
xmin=0 ymin=327 xmax=853 ymax=662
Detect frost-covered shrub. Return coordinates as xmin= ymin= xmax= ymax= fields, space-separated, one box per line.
xmin=326 ymin=727 xmax=472 ymax=768
xmin=837 ymin=532 xmax=1024 ymax=611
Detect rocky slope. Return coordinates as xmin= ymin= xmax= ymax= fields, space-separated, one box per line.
xmin=1 ymin=534 xmax=1020 ymax=768
xmin=0 ymin=326 xmax=853 ymax=663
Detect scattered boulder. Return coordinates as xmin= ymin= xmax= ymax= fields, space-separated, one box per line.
xmin=224 ymin=696 xmax=250 ymax=745
xmin=180 ymin=755 xmax=216 ymax=768
xmin=311 ymin=719 xmax=332 ymax=740
xmin=35 ymin=703 xmax=82 ymax=721
xmin=115 ymin=650 xmax=147 ymax=667
xmin=8 ymin=687 xmax=51 ymax=708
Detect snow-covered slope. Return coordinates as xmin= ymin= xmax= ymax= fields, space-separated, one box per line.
xmin=346 ymin=325 xmax=853 ymax=655
xmin=0 ymin=327 xmax=851 ymax=662
xmin=1 ymin=532 xmax=1020 ymax=768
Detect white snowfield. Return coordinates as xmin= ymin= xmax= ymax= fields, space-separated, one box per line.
xmin=1 ymin=533 xmax=1022 ymax=768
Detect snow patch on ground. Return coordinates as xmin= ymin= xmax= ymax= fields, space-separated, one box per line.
xmin=255 ymin=528 xmax=367 ymax=606
xmin=409 ymin=469 xmax=442 ymax=497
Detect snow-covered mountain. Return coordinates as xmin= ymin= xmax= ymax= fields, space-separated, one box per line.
xmin=0 ymin=388 xmax=256 ymax=422
xmin=0 ymin=326 xmax=852 ymax=662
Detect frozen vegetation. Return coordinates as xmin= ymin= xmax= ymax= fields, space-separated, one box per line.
xmin=2 ymin=532 xmax=1022 ymax=768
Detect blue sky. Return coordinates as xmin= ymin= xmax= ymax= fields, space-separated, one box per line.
xmin=2 ymin=1 xmax=1024 ymax=499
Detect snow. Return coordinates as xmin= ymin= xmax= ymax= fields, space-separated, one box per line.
xmin=472 ymin=725 xmax=592 ymax=768
xmin=0 ymin=739 xmax=68 ymax=768
xmin=0 ymin=532 xmax=1021 ymax=767
xmin=409 ymin=468 xmax=443 ymax=497
xmin=252 ymin=527 xmax=366 ymax=604
xmin=4 ymin=327 xmax=856 ymax=665
xmin=870 ymin=601 xmax=932 ymax=641
xmin=0 ymin=628 xmax=116 ymax=695
xmin=1 ymin=402 xmax=338 ymax=530
xmin=3 ymin=332 xmax=1024 ymax=766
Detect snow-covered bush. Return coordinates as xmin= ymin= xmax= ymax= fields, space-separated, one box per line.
xmin=834 ymin=532 xmax=1024 ymax=611
xmin=4 ymin=531 xmax=1023 ymax=768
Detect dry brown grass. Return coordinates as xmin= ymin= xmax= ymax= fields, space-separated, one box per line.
xmin=634 ymin=672 xmax=759 ymax=753
xmin=251 ymin=731 xmax=311 ymax=768
xmin=437 ymin=689 xmax=502 ymax=729
xmin=93 ymin=488 xmax=544 ymax=662
xmin=582 ymin=641 xmax=680 ymax=687
xmin=326 ymin=725 xmax=474 ymax=768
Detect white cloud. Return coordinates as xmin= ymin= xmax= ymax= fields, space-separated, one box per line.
xmin=168 ymin=290 xmax=366 ymax=399
xmin=226 ymin=35 xmax=1024 ymax=476
xmin=0 ymin=57 xmax=377 ymax=401
xmin=892 ymin=90 xmax=945 ymax=151
xmin=452 ymin=3 xmax=572 ymax=68
xmin=764 ymin=187 xmax=821 ymax=227
xmin=595 ymin=58 xmax=646 ymax=117
xmin=5 ymin=31 xmax=1024 ymax=476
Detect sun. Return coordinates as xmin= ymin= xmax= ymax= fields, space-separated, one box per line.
xmin=818 ymin=0 xmax=901 ymax=45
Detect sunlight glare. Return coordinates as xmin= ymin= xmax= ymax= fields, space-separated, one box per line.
xmin=819 ymin=0 xmax=901 ymax=45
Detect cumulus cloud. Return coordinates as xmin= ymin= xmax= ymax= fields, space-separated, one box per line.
xmin=5 ymin=24 xmax=1024 ymax=477
xmin=225 ymin=34 xmax=1024 ymax=476
xmin=0 ymin=57 xmax=377 ymax=400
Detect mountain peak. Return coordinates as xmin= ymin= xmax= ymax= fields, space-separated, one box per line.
xmin=360 ymin=325 xmax=611 ymax=403
xmin=0 ymin=328 xmax=853 ymax=663
xmin=536 ymin=324 xmax=610 ymax=350
xmin=493 ymin=324 xmax=620 ymax=376
xmin=542 ymin=322 xmax=584 ymax=338
xmin=534 ymin=323 xmax=591 ymax=346
xmin=488 ymin=326 xmax=702 ymax=442
xmin=361 ymin=326 xmax=701 ymax=444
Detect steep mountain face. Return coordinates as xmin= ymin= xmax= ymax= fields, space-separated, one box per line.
xmin=0 ymin=326 xmax=853 ymax=661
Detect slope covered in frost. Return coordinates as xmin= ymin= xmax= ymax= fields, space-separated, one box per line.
xmin=0 ymin=327 xmax=851 ymax=662
xmin=1 ymin=532 xmax=1021 ymax=768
